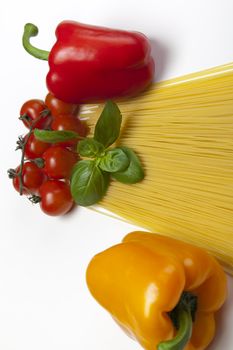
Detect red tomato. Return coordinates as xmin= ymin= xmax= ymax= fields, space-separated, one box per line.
xmin=20 ymin=99 xmax=52 ymax=129
xmin=42 ymin=146 xmax=78 ymax=179
xmin=51 ymin=114 xmax=88 ymax=147
xmin=39 ymin=180 xmax=74 ymax=216
xmin=24 ymin=133 xmax=51 ymax=159
xmin=45 ymin=93 xmax=79 ymax=118
xmin=13 ymin=162 xmax=46 ymax=194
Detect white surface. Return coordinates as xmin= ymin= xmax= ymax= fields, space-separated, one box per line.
xmin=1 ymin=0 xmax=233 ymax=349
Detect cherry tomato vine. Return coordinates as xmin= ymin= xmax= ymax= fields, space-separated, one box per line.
xmin=8 ymin=94 xmax=87 ymax=216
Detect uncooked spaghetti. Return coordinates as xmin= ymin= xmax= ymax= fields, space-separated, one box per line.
xmin=80 ymin=62 xmax=233 ymax=274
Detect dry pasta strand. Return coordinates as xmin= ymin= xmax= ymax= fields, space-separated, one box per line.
xmin=80 ymin=62 xmax=233 ymax=275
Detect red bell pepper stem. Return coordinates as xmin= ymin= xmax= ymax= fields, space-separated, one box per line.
xmin=22 ymin=23 xmax=49 ymax=61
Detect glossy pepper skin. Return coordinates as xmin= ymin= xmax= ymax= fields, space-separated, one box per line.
xmin=86 ymin=232 xmax=227 ymax=350
xmin=23 ymin=22 xmax=154 ymax=103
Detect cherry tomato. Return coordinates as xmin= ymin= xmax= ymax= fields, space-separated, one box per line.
xmin=24 ymin=133 xmax=51 ymax=159
xmin=45 ymin=93 xmax=79 ymax=118
xmin=39 ymin=180 xmax=74 ymax=216
xmin=20 ymin=99 xmax=52 ymax=129
xmin=13 ymin=162 xmax=46 ymax=194
xmin=51 ymin=114 xmax=88 ymax=147
xmin=42 ymin=146 xmax=78 ymax=179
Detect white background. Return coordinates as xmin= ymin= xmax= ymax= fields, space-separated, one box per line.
xmin=1 ymin=0 xmax=233 ymax=349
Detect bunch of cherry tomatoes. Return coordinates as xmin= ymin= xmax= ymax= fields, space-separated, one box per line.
xmin=9 ymin=93 xmax=88 ymax=216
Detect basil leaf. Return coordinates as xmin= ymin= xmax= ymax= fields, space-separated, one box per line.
xmin=78 ymin=138 xmax=105 ymax=158
xmin=112 ymin=147 xmax=144 ymax=184
xmin=34 ymin=129 xmax=80 ymax=143
xmin=99 ymin=148 xmax=129 ymax=173
xmin=71 ymin=160 xmax=110 ymax=206
xmin=94 ymin=100 xmax=122 ymax=148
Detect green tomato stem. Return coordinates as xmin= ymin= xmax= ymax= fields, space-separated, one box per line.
xmin=17 ymin=112 xmax=47 ymax=195
xmin=22 ymin=23 xmax=49 ymax=61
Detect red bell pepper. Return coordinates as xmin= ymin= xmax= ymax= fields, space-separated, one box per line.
xmin=22 ymin=21 xmax=155 ymax=103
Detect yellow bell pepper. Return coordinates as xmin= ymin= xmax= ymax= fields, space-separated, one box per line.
xmin=86 ymin=232 xmax=227 ymax=350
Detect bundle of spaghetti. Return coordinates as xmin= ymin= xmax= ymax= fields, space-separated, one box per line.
xmin=80 ymin=62 xmax=233 ymax=274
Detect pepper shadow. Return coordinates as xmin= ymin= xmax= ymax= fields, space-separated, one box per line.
xmin=149 ymin=37 xmax=170 ymax=82
xmin=208 ymin=277 xmax=233 ymax=349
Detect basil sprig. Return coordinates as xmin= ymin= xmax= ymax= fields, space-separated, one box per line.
xmin=34 ymin=100 xmax=144 ymax=206
xmin=71 ymin=100 xmax=144 ymax=206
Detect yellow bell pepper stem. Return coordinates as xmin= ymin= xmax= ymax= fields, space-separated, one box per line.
xmin=158 ymin=292 xmax=196 ymax=350
xmin=158 ymin=308 xmax=192 ymax=350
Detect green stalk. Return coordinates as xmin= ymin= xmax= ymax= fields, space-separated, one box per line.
xmin=22 ymin=23 xmax=49 ymax=60
xmin=158 ymin=308 xmax=192 ymax=350
xmin=157 ymin=292 xmax=197 ymax=350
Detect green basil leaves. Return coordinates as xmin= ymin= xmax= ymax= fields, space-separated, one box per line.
xmin=68 ymin=101 xmax=144 ymax=206
xmin=78 ymin=138 xmax=105 ymax=158
xmin=34 ymin=129 xmax=81 ymax=143
xmin=111 ymin=147 xmax=144 ymax=183
xmin=71 ymin=160 xmax=109 ymax=206
xmin=94 ymin=100 xmax=122 ymax=148
xmin=99 ymin=148 xmax=129 ymax=173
